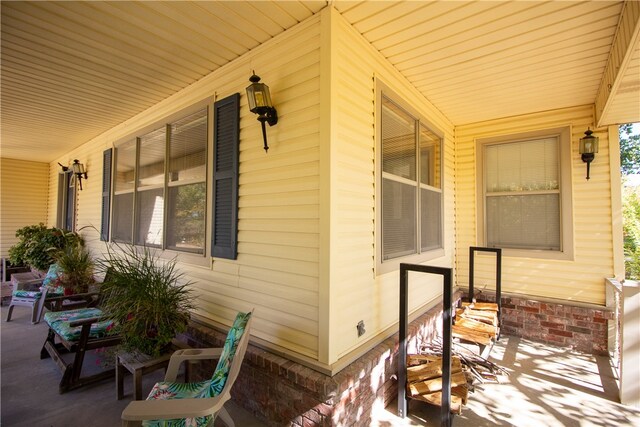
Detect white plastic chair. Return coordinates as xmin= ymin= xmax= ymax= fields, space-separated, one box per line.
xmin=121 ymin=310 xmax=254 ymax=427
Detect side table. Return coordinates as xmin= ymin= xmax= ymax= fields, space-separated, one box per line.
xmin=116 ymin=339 xmax=191 ymax=400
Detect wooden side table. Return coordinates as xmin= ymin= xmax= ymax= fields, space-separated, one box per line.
xmin=116 ymin=340 xmax=191 ymax=400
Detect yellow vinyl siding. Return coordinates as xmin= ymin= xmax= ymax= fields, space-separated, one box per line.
xmin=455 ymin=105 xmax=612 ymax=305
xmin=328 ymin=8 xmax=456 ymax=364
xmin=45 ymin=15 xmax=322 ymax=361
xmin=0 ymin=158 xmax=49 ymax=258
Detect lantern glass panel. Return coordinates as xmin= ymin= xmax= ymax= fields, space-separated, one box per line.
xmin=580 ymin=137 xmax=599 ymax=154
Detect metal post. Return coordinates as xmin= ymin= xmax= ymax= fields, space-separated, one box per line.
xmin=468 ymin=247 xmax=502 ymax=339
xmin=398 ymin=264 xmax=409 ymax=419
xmin=397 ymin=263 xmax=453 ymax=427
xmin=468 ymin=247 xmax=475 ymax=302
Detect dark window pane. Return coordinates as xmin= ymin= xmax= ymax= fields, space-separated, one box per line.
xmin=112 ymin=193 xmax=133 ymax=243
xmin=136 ymin=188 xmax=164 ymax=247
xmin=167 ymin=183 xmax=206 ymax=254
xmin=383 ymin=178 xmax=416 ymax=259
xmin=421 ymin=188 xmax=442 ymax=251
xmin=486 ymin=194 xmax=560 ymax=250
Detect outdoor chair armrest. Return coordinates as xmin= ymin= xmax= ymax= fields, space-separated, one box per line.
xmin=15 ymin=278 xmax=44 ymax=290
xmin=45 ymin=291 xmax=100 ymax=303
xmin=45 ymin=291 xmax=101 ymax=311
xmin=121 ymin=393 xmax=227 ymax=423
xmin=68 ymin=316 xmax=103 ymax=328
xmin=164 ymin=348 xmax=223 ymax=382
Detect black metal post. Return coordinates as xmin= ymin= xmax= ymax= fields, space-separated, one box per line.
xmin=468 ymin=247 xmax=502 ymax=338
xmin=398 ymin=265 xmax=409 ymax=419
xmin=398 ymin=263 xmax=453 ymax=427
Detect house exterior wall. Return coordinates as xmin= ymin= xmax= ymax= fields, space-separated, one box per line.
xmin=0 ymin=158 xmax=49 ymax=258
xmin=45 ymin=15 xmax=324 ymax=364
xmin=455 ymin=106 xmax=614 ymax=305
xmin=325 ymin=8 xmax=456 ymax=367
xmin=34 ymin=7 xmax=620 ymax=376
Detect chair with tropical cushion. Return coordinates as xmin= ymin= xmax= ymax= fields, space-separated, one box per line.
xmin=121 ymin=310 xmax=253 ymax=427
xmin=40 ymin=306 xmax=121 ymax=393
xmin=6 ymin=264 xmax=64 ymax=324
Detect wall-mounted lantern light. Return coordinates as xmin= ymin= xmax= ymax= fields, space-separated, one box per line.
xmin=579 ymin=128 xmax=599 ymax=180
xmin=71 ymin=159 xmax=87 ymax=190
xmin=246 ymin=72 xmax=278 ymax=152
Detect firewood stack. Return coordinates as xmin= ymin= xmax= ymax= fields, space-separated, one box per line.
xmin=452 ymin=302 xmax=499 ymax=346
xmin=406 ymin=340 xmax=509 ymax=414
xmin=406 ymin=354 xmax=470 ymax=414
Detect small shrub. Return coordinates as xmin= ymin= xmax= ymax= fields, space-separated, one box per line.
xmin=98 ymin=244 xmax=194 ymax=357
xmin=8 ymin=224 xmax=82 ymax=271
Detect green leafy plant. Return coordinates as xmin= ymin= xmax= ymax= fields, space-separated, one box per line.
xmin=8 ymin=224 xmax=83 ymax=272
xmin=53 ymin=241 xmax=95 ymax=293
xmin=98 ymin=244 xmax=194 ymax=357
xmin=623 ymin=185 xmax=640 ymax=280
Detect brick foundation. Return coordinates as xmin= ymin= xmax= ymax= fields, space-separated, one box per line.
xmin=183 ymin=290 xmax=613 ymax=425
xmin=184 ymin=291 xmax=462 ymax=426
xmin=467 ymin=291 xmax=615 ymax=355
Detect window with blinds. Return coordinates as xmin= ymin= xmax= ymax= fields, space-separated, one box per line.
xmin=484 ymin=137 xmax=560 ymax=250
xmin=110 ymin=108 xmax=208 ymax=255
xmin=381 ymin=95 xmax=443 ymax=261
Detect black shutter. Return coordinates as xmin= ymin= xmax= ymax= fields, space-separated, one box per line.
xmin=100 ymin=148 xmax=113 ymax=241
xmin=212 ymin=93 xmax=240 ymax=259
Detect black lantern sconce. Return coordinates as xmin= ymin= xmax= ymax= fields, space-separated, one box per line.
xmin=71 ymin=159 xmax=87 ymax=190
xmin=579 ymin=128 xmax=599 ymax=180
xmin=246 ymin=72 xmax=278 ymax=152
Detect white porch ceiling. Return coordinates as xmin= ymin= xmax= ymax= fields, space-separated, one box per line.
xmin=1 ymin=1 xmax=639 ymax=163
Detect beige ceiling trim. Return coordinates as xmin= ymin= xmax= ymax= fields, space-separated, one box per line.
xmin=596 ymin=0 xmax=640 ymax=127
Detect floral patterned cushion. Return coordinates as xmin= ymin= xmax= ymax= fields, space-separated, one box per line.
xmin=44 ymin=307 xmax=113 ymax=342
xmin=12 ymin=289 xmax=44 ymax=300
xmin=42 ymin=263 xmax=65 ymax=294
xmin=141 ymin=311 xmax=251 ymax=427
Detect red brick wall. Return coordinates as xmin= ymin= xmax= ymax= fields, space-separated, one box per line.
xmin=184 ymin=292 xmax=461 ymax=426
xmin=469 ymin=291 xmax=614 ymax=355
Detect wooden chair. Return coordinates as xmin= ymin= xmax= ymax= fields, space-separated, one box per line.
xmin=40 ymin=307 xmax=121 ymax=393
xmin=121 ymin=310 xmax=253 ymax=427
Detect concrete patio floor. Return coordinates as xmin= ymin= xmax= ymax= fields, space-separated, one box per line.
xmin=0 ymin=304 xmax=267 ymax=427
xmin=2 ymin=303 xmax=639 ymax=426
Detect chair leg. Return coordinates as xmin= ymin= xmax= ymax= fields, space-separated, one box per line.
xmin=217 ymin=407 xmax=235 ymax=427
xmin=35 ymin=296 xmax=47 ymax=324
xmin=6 ymin=304 xmax=14 ymax=322
xmin=30 ymin=302 xmax=39 ymax=324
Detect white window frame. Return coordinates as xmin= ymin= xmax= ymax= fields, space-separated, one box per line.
xmin=476 ymin=126 xmax=574 ymax=260
xmin=376 ymin=82 xmax=445 ymax=275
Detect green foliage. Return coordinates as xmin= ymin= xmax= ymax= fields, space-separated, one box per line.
xmin=620 ymin=123 xmax=640 ymax=175
xmin=98 ymin=244 xmax=194 ymax=357
xmin=623 ymin=187 xmax=640 ymax=280
xmin=53 ymin=241 xmax=95 ymax=293
xmin=8 ymin=224 xmax=83 ymax=271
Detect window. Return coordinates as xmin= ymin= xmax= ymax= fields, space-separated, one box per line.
xmin=105 ymin=93 xmax=240 ymax=260
xmin=56 ymin=170 xmax=75 ymax=230
xmin=111 ymin=109 xmax=207 ymax=254
xmin=380 ymin=94 xmax=443 ymax=264
xmin=477 ymin=127 xmax=574 ymax=259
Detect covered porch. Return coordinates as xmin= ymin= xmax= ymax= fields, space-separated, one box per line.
xmin=2 ymin=1 xmax=640 ymax=425
xmin=2 ymin=304 xmax=638 ymax=426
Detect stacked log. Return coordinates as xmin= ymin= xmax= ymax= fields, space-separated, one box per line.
xmin=452 ymin=302 xmax=499 ymax=345
xmin=407 ymin=340 xmax=510 ymax=413
xmin=406 ymin=354 xmax=470 ymax=414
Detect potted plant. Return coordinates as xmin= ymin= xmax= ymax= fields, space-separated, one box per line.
xmin=53 ymin=240 xmax=95 ymax=295
xmin=8 ymin=224 xmax=82 ymax=273
xmin=98 ymin=244 xmax=194 ymax=357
